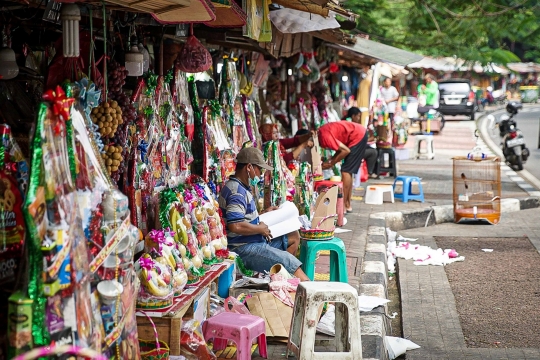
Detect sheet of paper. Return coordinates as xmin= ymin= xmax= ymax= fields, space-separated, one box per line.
xmin=259 ymin=201 xmax=301 ymax=239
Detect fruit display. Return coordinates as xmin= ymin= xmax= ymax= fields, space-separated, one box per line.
xmin=91 ymin=100 xmax=124 ymax=176
xmin=136 ymin=254 xmax=174 ymax=309
xmin=108 ymin=61 xmax=137 ymax=182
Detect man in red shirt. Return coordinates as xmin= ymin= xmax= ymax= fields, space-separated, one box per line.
xmin=318 ymin=121 xmax=368 ymax=213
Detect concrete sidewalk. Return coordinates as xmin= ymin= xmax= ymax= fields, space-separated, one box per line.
xmin=246 ymin=116 xmax=539 ymax=360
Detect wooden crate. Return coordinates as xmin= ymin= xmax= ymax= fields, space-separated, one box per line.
xmin=136 ymin=263 xmax=227 ymax=356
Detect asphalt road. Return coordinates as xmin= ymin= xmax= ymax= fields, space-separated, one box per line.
xmin=479 ymin=105 xmax=540 ymax=190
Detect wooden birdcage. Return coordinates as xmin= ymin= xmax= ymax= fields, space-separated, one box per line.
xmin=453 ymin=156 xmax=501 ymax=224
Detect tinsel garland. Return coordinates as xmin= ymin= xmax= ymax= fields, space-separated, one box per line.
xmin=299 ymin=162 xmax=311 ymax=216
xmin=62 ymin=84 xmax=77 ymax=183
xmin=159 ymin=188 xmax=178 ymax=229
xmin=144 ymin=71 xmax=159 ymax=96
xmin=188 ymin=75 xmax=204 ymax=176
xmin=164 ymin=69 xmax=174 ymax=85
xmin=234 ymin=256 xmax=254 ymax=277
xmin=263 ymin=141 xmax=282 ymax=206
xmin=241 ymin=95 xmax=256 ymax=148
xmin=22 ymin=103 xmax=50 ymax=346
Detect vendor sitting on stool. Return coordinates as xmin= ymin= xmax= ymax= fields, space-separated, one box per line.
xmin=218 ymin=147 xmax=310 ymax=281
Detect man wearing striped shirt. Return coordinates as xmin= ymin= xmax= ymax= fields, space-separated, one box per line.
xmin=218 ymin=147 xmax=309 ymax=280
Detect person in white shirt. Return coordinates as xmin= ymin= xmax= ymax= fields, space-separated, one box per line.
xmin=380 ymin=77 xmax=400 ymax=146
xmin=380 ymin=77 xmax=400 ymax=122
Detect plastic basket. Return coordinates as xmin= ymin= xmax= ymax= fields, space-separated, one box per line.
xmin=299 ymin=214 xmax=337 ymax=241
xmin=13 ymin=345 xmax=107 ymax=360
xmin=138 ymin=311 xmax=170 ymax=360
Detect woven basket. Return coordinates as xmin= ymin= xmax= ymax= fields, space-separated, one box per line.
xmin=138 ymin=311 xmax=170 ymax=360
xmin=299 ymin=214 xmax=337 ymax=241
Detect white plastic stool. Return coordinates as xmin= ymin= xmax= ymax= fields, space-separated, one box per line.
xmin=365 ymin=185 xmax=395 ymax=205
xmin=414 ymin=134 xmax=435 ymax=160
xmin=287 ymin=282 xmax=362 ymax=360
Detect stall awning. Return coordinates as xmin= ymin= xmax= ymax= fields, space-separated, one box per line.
xmin=335 ymin=37 xmax=423 ymax=67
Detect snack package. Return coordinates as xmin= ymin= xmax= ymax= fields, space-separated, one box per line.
xmin=0 ymin=170 xmax=25 ymax=285
xmin=180 ymin=319 xmax=217 ymax=360
xmin=7 ymin=292 xmax=33 ymax=358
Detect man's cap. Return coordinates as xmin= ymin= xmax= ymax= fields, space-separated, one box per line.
xmin=236 ymin=147 xmax=273 ymax=170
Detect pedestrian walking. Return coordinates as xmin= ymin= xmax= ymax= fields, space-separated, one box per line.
xmin=380 ymin=77 xmax=400 ymax=122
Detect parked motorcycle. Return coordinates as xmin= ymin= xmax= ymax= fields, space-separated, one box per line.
xmin=498 ymin=101 xmax=529 ymax=170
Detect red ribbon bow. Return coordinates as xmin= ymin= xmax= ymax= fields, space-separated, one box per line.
xmin=42 ymin=86 xmax=74 ymax=134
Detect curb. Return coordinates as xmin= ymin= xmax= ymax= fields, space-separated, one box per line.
xmin=372 ymin=197 xmax=539 ymax=231
xmin=359 ymin=214 xmax=391 ymax=360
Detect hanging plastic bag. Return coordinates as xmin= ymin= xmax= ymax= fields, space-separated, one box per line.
xmin=176 ymin=25 xmax=212 ymax=74
xmin=259 ymin=0 xmax=272 ymax=42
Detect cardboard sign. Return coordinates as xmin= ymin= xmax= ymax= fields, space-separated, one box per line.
xmin=311 ymin=186 xmax=338 ymax=231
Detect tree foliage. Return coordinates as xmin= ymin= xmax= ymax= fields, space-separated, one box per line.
xmin=345 ymin=0 xmax=540 ymax=64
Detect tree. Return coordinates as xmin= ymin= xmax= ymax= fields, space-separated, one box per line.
xmin=345 ymin=0 xmax=540 ymax=64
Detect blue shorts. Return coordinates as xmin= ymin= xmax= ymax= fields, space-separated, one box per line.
xmin=229 ymin=235 xmax=303 ymax=275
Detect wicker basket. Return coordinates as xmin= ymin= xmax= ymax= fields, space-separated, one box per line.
xmin=138 ymin=311 xmax=170 ymax=360
xmin=299 ymin=214 xmax=337 ymax=241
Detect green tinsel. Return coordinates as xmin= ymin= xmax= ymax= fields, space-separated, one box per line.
xmin=144 ymin=71 xmax=159 ymax=96
xmin=23 ymin=103 xmax=50 ymax=347
xmin=62 ymin=83 xmax=77 ymax=184
xmin=164 ymin=69 xmax=174 ymax=85
xmin=208 ymin=99 xmax=221 ymax=118
xmin=158 ymin=188 xmax=178 ymax=229
xmin=235 ymin=256 xmax=254 ymax=277
xmin=143 ymin=105 xmax=153 ymax=116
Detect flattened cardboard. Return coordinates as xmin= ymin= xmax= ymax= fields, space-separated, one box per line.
xmin=311 ymin=135 xmax=323 ymax=176
xmin=246 ymin=292 xmax=295 ymax=339
xmin=311 ymin=185 xmax=338 ymax=231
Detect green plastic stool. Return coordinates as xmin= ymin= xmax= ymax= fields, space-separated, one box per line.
xmin=299 ymin=237 xmax=348 ymax=283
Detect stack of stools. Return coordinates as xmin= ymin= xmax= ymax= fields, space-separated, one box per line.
xmin=314 ymin=181 xmax=344 ymax=226
xmin=202 ymin=312 xmax=268 ymax=360
xmin=287 ymin=282 xmax=362 ymax=359
xmin=376 ymin=148 xmax=397 ymax=178
xmin=299 ymin=237 xmax=348 ymax=283
xmin=393 ymin=175 xmax=425 ymax=203
xmin=414 ymin=134 xmax=435 ymax=160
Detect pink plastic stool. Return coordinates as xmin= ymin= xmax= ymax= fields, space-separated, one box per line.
xmin=202 ymin=312 xmax=268 ymax=359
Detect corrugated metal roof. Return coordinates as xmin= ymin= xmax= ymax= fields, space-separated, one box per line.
xmin=336 ymin=37 xmax=423 ymax=67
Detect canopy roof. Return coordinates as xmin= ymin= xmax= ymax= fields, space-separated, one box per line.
xmin=335 ymin=37 xmax=423 ymax=67
xmin=409 ymin=56 xmax=510 ymax=74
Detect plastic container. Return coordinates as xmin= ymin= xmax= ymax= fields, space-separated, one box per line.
xmin=218 ymin=262 xmax=235 ymax=298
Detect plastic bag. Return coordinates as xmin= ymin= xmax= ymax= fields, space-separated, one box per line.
xmin=384 ymin=336 xmax=420 ymax=359
xmin=224 ymin=296 xmax=251 ymax=315
xmin=180 ymin=319 xmax=217 ymax=360
xmin=176 ymin=26 xmax=212 ymax=74
xmin=418 ymin=94 xmax=427 ymax=107
xmin=316 ymin=304 xmax=335 ymax=336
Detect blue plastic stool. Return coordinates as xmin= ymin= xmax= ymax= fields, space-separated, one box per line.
xmin=393 ymin=176 xmax=425 ymax=203
xmin=299 ymin=237 xmax=348 ymax=283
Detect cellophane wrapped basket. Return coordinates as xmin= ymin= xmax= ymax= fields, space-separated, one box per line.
xmin=299 ymin=214 xmax=336 ymax=241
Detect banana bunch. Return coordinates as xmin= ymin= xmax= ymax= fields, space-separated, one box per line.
xmin=139 ymin=267 xmax=171 ymax=298
xmin=170 ymin=207 xmax=188 ymax=245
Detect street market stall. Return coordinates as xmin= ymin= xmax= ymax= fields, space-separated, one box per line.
xmin=0 ymin=0 xmax=381 ymax=357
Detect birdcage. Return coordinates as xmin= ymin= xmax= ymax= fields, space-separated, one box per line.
xmin=453 ymin=156 xmax=501 ymax=224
